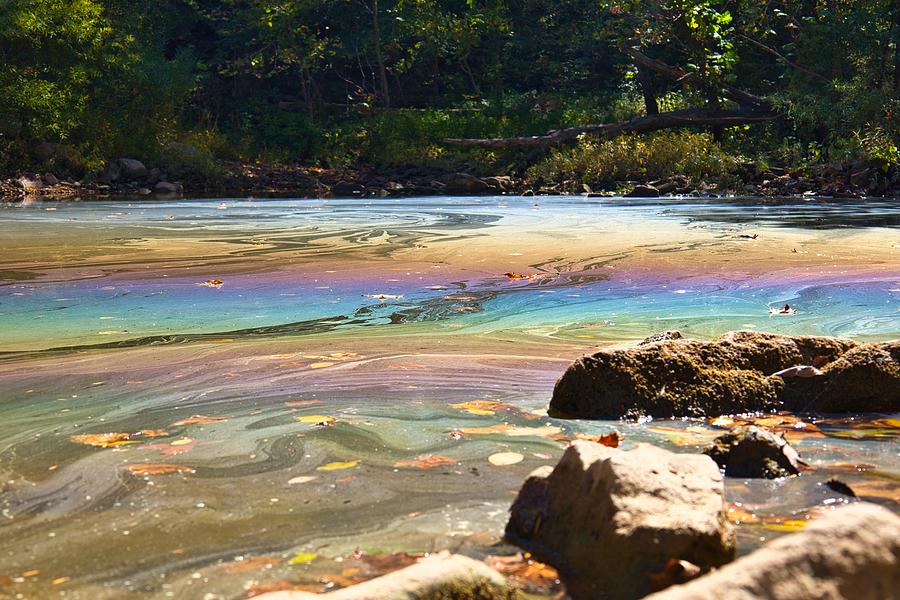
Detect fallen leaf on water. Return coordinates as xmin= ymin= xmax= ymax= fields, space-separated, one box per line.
xmin=576 ymin=431 xmax=621 ymax=448
xmin=486 ymin=553 xmax=560 ymax=593
xmin=489 ymin=452 xmax=524 ymax=466
xmin=170 ymin=438 xmax=194 ymax=446
xmin=289 ymin=552 xmax=318 ymax=565
xmin=388 ymin=364 xmax=427 ymax=370
xmin=52 ymin=576 xmax=70 ymax=586
xmin=140 ymin=440 xmax=199 ymax=456
xmin=287 ymin=476 xmax=317 ymax=485
xmin=124 ymin=463 xmax=195 ymax=476
xmin=198 ymin=279 xmax=224 ymax=289
xmin=172 ymin=415 xmax=229 ymax=426
xmin=317 ymin=460 xmax=359 ymax=472
xmin=22 ymin=570 xmax=40 ymax=578
xmin=223 ymin=556 xmax=282 ymax=574
xmin=503 ymin=272 xmax=537 ymax=280
xmin=309 ymin=362 xmax=335 ymax=369
xmin=761 ymin=519 xmax=809 ymax=532
xmin=297 ymin=415 xmax=336 ymax=424
xmin=136 ymin=429 xmax=169 ymax=438
xmin=69 ymin=433 xmax=136 ymax=448
xmin=394 ymin=455 xmax=458 ymax=469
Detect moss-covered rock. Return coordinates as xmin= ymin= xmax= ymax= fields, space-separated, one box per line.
xmin=549 ymin=331 xmax=895 ymax=418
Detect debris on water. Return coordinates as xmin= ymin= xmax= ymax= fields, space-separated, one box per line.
xmin=769 ymin=303 xmax=797 ymax=315
xmin=825 ymin=478 xmax=857 ymax=497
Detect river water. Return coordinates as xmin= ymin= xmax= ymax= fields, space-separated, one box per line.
xmin=0 ymin=196 xmax=897 ymax=598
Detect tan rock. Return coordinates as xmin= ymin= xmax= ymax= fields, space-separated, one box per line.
xmin=506 ymin=441 xmax=735 ymax=600
xmin=645 ymin=503 xmax=900 ymax=600
xmin=253 ymin=552 xmax=516 ymax=600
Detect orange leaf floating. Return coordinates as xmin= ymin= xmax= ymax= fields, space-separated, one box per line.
xmin=575 ymin=431 xmax=622 ymax=448
xmin=136 ymin=429 xmax=169 ymax=438
xmin=198 ymin=279 xmax=224 ymax=289
xmin=172 ymin=415 xmax=229 ymax=426
xmin=125 ymin=463 xmax=195 ymax=476
xmin=444 ymin=295 xmax=476 ymax=301
xmin=394 ymin=455 xmax=458 ymax=469
xmin=504 ymin=272 xmax=537 ymax=280
xmin=69 ymin=433 xmax=136 ymax=448
xmin=486 ymin=553 xmax=561 ymax=593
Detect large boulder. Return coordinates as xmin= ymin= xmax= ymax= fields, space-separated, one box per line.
xmin=118 ymin=158 xmax=148 ymax=180
xmin=253 ymin=552 xmax=516 ymax=600
xmin=506 ymin=441 xmax=735 ymax=600
xmin=704 ymin=426 xmax=802 ymax=478
xmin=549 ymin=331 xmax=896 ymax=419
xmin=443 ymin=172 xmax=492 ymax=195
xmin=645 ymin=503 xmax=900 ymax=600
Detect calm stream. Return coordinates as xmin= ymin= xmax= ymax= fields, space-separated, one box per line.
xmin=0 ymin=196 xmax=898 ymax=598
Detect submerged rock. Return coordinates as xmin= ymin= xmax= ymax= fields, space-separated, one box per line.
xmin=549 ymin=331 xmax=896 ymax=418
xmin=253 ymin=552 xmax=515 ymax=600
xmin=705 ymin=426 xmax=801 ymax=478
xmin=506 ymin=441 xmax=735 ymax=600
xmin=645 ymin=503 xmax=900 ymax=600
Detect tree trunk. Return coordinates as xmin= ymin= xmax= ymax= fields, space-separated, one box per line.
xmin=637 ymin=64 xmax=659 ymax=115
xmin=371 ymin=0 xmax=391 ymax=108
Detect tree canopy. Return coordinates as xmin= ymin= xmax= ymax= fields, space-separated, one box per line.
xmin=1 ymin=0 xmax=898 ymax=173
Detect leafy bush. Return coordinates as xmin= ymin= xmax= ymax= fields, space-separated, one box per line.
xmin=527 ymin=131 xmax=740 ymax=185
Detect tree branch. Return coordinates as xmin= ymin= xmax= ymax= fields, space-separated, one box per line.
xmin=737 ymin=34 xmax=832 ymax=85
xmin=444 ymin=108 xmax=779 ymax=149
xmin=623 ymin=47 xmax=773 ymax=109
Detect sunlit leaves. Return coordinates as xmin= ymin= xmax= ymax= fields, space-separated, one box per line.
xmin=172 ymin=415 xmax=229 ymax=426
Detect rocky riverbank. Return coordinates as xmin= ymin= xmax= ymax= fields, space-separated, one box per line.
xmin=3 ymin=156 xmax=900 ymax=202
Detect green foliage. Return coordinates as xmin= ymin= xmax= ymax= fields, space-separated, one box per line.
xmin=1 ymin=0 xmax=899 ymax=179
xmin=528 ymin=131 xmax=739 ymax=185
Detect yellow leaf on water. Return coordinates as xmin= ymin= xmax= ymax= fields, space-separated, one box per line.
xmin=317 ymin=461 xmax=358 ymax=472
xmin=465 ymin=408 xmax=496 ymax=416
xmin=309 ymin=362 xmax=335 ymax=369
xmin=761 ymin=519 xmax=809 ymax=532
xmin=489 ymin=452 xmax=524 ymax=466
xmin=297 ymin=415 xmax=336 ymax=424
xmin=289 ymin=552 xmax=318 ymax=565
xmin=170 ymin=438 xmax=194 ymax=446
